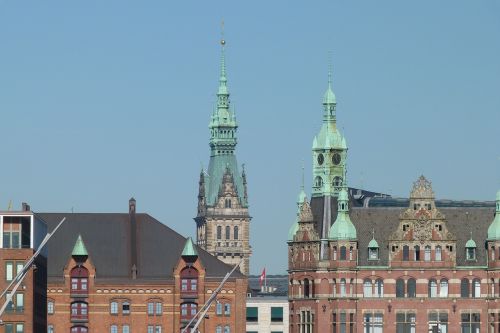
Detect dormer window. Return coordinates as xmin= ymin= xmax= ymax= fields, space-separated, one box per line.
xmin=466 ymin=235 xmax=477 ymax=260
xmin=368 ymin=247 xmax=379 ymax=260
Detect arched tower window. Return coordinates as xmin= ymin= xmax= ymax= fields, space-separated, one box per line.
xmin=332 ymin=246 xmax=337 ymax=260
xmin=428 ymin=279 xmax=437 ymax=298
xmin=363 ymin=279 xmax=372 ymax=297
xmin=225 ymin=226 xmax=230 ymax=240
xmin=340 ymin=278 xmax=346 ymax=297
xmin=180 ymin=267 xmax=198 ymax=296
xmin=303 ymin=279 xmax=311 ymax=298
xmin=375 ymin=279 xmax=384 ymax=297
xmin=234 ymin=226 xmax=239 ymax=240
xmin=396 ymin=279 xmax=405 ymax=298
xmin=435 ymin=246 xmax=442 ymax=261
xmin=225 ymin=199 xmax=232 ymax=208
xmin=424 ymin=246 xmax=431 ymax=261
xmin=440 ymin=279 xmax=448 ymax=297
xmin=403 ymin=246 xmax=409 ymax=261
xmin=461 ymin=279 xmax=470 ymax=298
xmin=407 ymin=278 xmax=416 ymax=298
xmin=314 ymin=176 xmax=323 ymax=189
xmin=414 ymin=245 xmax=420 ymax=261
xmin=70 ymin=267 xmax=89 ymax=296
xmin=472 ymin=279 xmax=481 ymax=298
xmin=340 ymin=246 xmax=346 ymax=260
xmin=349 ymin=247 xmax=353 ymax=260
xmin=332 ymin=176 xmax=343 ymax=188
xmin=217 ymin=226 xmax=222 ymax=240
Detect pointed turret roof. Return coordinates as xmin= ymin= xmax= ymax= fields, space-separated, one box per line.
xmin=487 ymin=190 xmax=500 ymax=240
xmin=182 ymin=237 xmax=199 ymax=257
xmin=72 ymin=234 xmax=88 ymax=256
xmin=328 ymin=188 xmax=357 ymax=240
xmin=368 ymin=230 xmax=379 ymax=248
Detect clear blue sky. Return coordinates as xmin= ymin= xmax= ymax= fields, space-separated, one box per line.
xmin=0 ymin=1 xmax=499 ymax=274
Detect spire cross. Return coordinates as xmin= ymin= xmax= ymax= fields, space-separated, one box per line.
xmin=328 ymin=51 xmax=333 ymax=88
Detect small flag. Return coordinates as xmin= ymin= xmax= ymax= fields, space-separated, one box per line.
xmin=259 ymin=268 xmax=266 ymax=287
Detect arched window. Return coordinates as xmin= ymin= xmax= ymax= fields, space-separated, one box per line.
xmin=304 ymin=279 xmax=311 ymax=298
xmin=424 ymin=246 xmax=431 ymax=261
xmin=435 ymin=246 xmax=442 ymax=261
xmin=491 ymin=279 xmax=496 ymax=297
xmin=368 ymin=247 xmax=379 ymax=260
xmin=473 ymin=279 xmax=481 ymax=298
xmin=340 ymin=246 xmax=346 ymax=260
xmin=333 ymin=176 xmax=343 ymax=187
xmin=375 ymin=279 xmax=384 ymax=297
xmin=461 ymin=278 xmax=470 ymax=298
xmin=363 ymin=279 xmax=372 ymax=297
xmin=70 ymin=267 xmax=89 ymax=295
xmin=71 ymin=302 xmax=88 ymax=321
xmin=428 ymin=279 xmax=437 ymax=298
xmin=403 ymin=246 xmax=409 ymax=261
xmin=414 ymin=245 xmax=420 ymax=261
xmin=217 ymin=226 xmax=222 ymax=240
xmin=225 ymin=226 xmax=230 ymax=240
xmin=71 ymin=326 xmax=88 ymax=333
xmin=216 ymin=326 xmax=222 ymax=333
xmin=314 ymin=176 xmax=323 ymax=188
xmin=332 ymin=279 xmax=337 ymax=297
xmin=181 ymin=302 xmax=197 ymax=320
xmin=396 ymin=279 xmax=405 ymax=298
xmin=111 ymin=325 xmax=118 ymax=333
xmin=216 ymin=302 xmax=223 ymax=316
xmin=440 ymin=279 xmax=448 ymax=297
xmin=492 ymin=246 xmax=495 ymax=261
xmin=110 ymin=301 xmax=118 ymax=314
xmin=224 ymin=326 xmax=231 ymax=333
xmin=349 ymin=247 xmax=353 ymax=260
xmin=340 ymin=279 xmax=346 ymax=297
xmin=407 ymin=278 xmax=416 ymax=298
xmin=467 ymin=247 xmax=476 ymax=260
xmin=332 ymin=247 xmax=337 ymax=260
xmin=180 ymin=267 xmax=198 ymax=295
xmin=233 ymin=226 xmax=239 ymax=240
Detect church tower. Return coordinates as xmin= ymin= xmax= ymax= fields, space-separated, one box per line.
xmin=194 ymin=38 xmax=251 ymax=275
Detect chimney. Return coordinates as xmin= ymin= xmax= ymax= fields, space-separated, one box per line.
xmin=129 ymin=198 xmax=137 ymax=279
xmin=21 ymin=202 xmax=30 ymax=211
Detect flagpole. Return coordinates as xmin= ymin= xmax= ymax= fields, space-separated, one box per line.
xmin=264 ymin=267 xmax=267 ymax=292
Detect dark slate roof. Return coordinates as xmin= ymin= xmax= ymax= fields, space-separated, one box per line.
xmin=310 ymin=197 xmax=496 ymax=267
xmin=368 ymin=197 xmax=496 ymax=208
xmin=37 ymin=213 xmax=243 ymax=282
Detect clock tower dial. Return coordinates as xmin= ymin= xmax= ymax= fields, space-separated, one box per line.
xmin=317 ymin=153 xmax=324 ymax=165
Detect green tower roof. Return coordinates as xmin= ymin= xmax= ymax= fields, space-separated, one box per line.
xmin=328 ymin=188 xmax=357 ymax=240
xmin=465 ymin=238 xmax=476 ymax=248
xmin=487 ymin=190 xmax=500 ymax=240
xmin=368 ymin=238 xmax=379 ymax=248
xmin=181 ymin=237 xmax=198 ymax=257
xmin=72 ymin=234 xmax=88 ymax=256
xmin=288 ymin=222 xmax=299 ymax=241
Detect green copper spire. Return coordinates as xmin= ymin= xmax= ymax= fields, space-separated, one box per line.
xmin=328 ymin=187 xmax=357 ymax=240
xmin=182 ymin=237 xmax=199 ymax=257
xmin=72 ymin=234 xmax=88 ymax=257
xmin=312 ymin=64 xmax=348 ymax=198
xmin=204 ymin=36 xmax=246 ymax=207
xmin=487 ymin=190 xmax=500 ymax=240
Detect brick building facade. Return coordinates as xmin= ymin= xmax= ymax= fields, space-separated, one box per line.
xmin=0 ymin=208 xmax=48 ymax=333
xmin=287 ymin=71 xmax=499 ymax=333
xmin=39 ymin=199 xmax=247 ymax=333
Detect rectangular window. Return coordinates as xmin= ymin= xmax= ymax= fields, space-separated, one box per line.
xmin=156 ymin=302 xmax=162 ymax=315
xmin=461 ymin=312 xmax=480 ymax=333
xmin=111 ymin=325 xmax=118 ymax=333
xmin=110 ymin=302 xmax=118 ymax=314
xmin=396 ymin=312 xmax=416 ymax=333
xmin=48 ymin=325 xmax=54 ymax=333
xmin=428 ymin=312 xmax=448 ymax=333
xmin=122 ymin=302 xmax=130 ymax=315
xmin=246 ymin=307 xmax=258 ymax=322
xmin=48 ymin=301 xmax=54 ymax=314
xmin=147 ymin=326 xmax=154 ymax=333
xmin=5 ymin=324 xmax=13 ymax=333
xmin=3 ymin=232 xmax=11 ymax=248
xmin=6 ymin=262 xmax=13 ymax=281
xmin=181 ymin=279 xmax=188 ymax=291
xmin=364 ymin=312 xmax=383 ymax=333
xmin=5 ymin=292 xmax=14 ymax=313
xmin=271 ymin=307 xmax=283 ymax=322
xmin=16 ymin=324 xmax=24 ymax=333
xmin=147 ymin=302 xmax=154 ymax=315
xmin=122 ymin=325 xmax=130 ymax=333
xmin=16 ymin=293 xmax=24 ymax=312
xmin=12 ymin=232 xmax=20 ymax=248
xmin=155 ymin=326 xmax=162 ymax=333
xmin=16 ymin=262 xmax=23 ymax=275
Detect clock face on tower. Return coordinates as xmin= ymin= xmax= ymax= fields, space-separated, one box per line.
xmin=317 ymin=153 xmax=324 ymax=165
xmin=332 ymin=152 xmax=341 ymax=165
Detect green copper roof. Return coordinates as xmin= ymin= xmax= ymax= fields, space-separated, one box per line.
xmin=368 ymin=238 xmax=379 ymax=248
xmin=204 ymin=39 xmax=246 ymax=207
xmin=328 ymin=188 xmax=357 ymax=240
xmin=289 ymin=183 xmax=309 ymax=241
xmin=487 ymin=190 xmax=500 ymax=240
xmin=323 ymin=70 xmax=336 ymax=105
xmin=288 ymin=222 xmax=299 ymax=241
xmin=72 ymin=234 xmax=88 ymax=256
xmin=465 ymin=238 xmax=476 ymax=248
xmin=181 ymin=237 xmax=198 ymax=257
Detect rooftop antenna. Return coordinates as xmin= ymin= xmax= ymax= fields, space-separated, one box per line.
xmin=301 ymin=160 xmax=305 ymax=190
xmin=7 ymin=200 xmax=12 ymax=211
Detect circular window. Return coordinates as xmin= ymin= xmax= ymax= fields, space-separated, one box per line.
xmin=317 ymin=153 xmax=324 ymax=165
xmin=332 ymin=152 xmax=341 ymax=165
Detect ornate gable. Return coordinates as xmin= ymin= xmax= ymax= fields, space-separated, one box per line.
xmin=216 ymin=166 xmax=242 ymax=209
